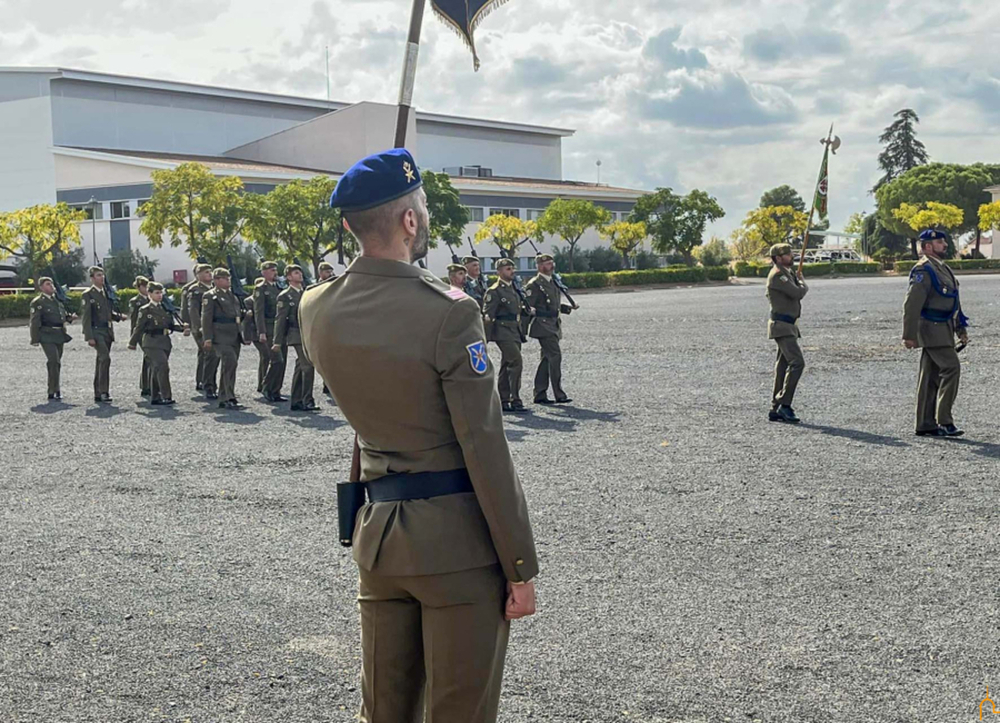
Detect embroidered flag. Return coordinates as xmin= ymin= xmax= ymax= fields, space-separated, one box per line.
xmin=431 ymin=0 xmax=510 ymax=71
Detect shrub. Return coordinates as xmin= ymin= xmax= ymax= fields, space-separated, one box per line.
xmin=0 ymin=287 xmax=181 ymax=319
xmin=893 ymin=258 xmax=1000 ymax=273
xmin=694 ymin=236 xmax=731 ymax=268
xmin=587 ymin=246 xmax=625 ymax=273
xmin=704 ymin=266 xmax=732 ymax=281
xmin=634 ymin=250 xmax=660 ymax=269
xmin=558 ymin=272 xmax=609 ymax=288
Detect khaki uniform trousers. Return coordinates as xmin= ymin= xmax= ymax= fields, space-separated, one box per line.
xmin=358 ymin=564 xmax=510 ymax=723
xmin=495 ymin=340 xmax=523 ymax=404
xmin=40 ymin=342 xmax=64 ymax=395
xmin=138 ymin=344 xmax=151 ymax=394
xmin=92 ymin=330 xmax=113 ymax=396
xmin=252 ymin=339 xmax=269 ymax=392
xmin=916 ymin=345 xmax=961 ymax=431
xmin=262 ymin=331 xmax=286 ymax=397
xmin=533 ymin=335 xmax=565 ymax=400
xmin=214 ymin=342 xmax=241 ymax=403
xmin=194 ymin=332 xmax=218 ymax=392
xmin=771 ymin=336 xmax=805 ymax=408
xmin=288 ymin=343 xmax=315 ymax=407
xmin=145 ymin=347 xmax=173 ymax=401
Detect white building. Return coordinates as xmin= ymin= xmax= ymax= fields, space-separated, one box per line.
xmin=0 ymin=67 xmax=645 ymax=282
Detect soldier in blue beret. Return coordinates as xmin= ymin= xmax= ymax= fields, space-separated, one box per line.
xmin=902 ymin=228 xmax=968 ymax=436
xmin=302 ymin=148 xmax=538 ymax=723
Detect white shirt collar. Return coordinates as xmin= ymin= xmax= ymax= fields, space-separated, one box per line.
xmin=539 ymin=273 xmax=553 ymax=282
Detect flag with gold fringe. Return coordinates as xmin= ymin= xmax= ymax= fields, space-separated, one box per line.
xmin=431 ymin=0 xmax=510 ymax=71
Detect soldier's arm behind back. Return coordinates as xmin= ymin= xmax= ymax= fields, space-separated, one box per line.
xmin=436 ymin=298 xmax=538 ymax=583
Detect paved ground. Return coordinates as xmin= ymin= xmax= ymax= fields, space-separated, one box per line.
xmin=2 ymin=274 xmax=1000 ymax=723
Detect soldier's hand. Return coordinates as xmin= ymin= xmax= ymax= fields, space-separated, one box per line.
xmin=528 ymin=308 xmax=536 ymax=316
xmin=271 ymin=344 xmax=280 ymax=353
xmin=127 ymin=345 xmax=136 ymax=351
xmin=259 ymin=333 xmax=267 ymax=344
xmin=903 ymin=339 xmax=917 ymax=349
xmin=505 ymin=580 xmax=536 ymax=620
xmin=30 ymin=341 xmax=39 ymax=346
xmin=88 ymin=339 xmax=97 ymax=347
xmin=183 ymin=329 xmax=191 ymax=337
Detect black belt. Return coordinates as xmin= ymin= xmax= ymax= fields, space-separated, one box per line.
xmin=495 ymin=313 xmax=518 ymax=321
xmin=366 ymin=469 xmax=473 ymax=502
xmin=535 ymin=310 xmax=558 ymax=318
xmin=214 ymin=317 xmax=237 ymax=324
xmin=147 ymin=329 xmax=167 ymax=336
xmin=92 ymin=322 xmax=110 ymax=328
xmin=770 ymin=313 xmax=798 ymax=324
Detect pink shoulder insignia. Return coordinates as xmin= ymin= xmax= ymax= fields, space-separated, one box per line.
xmin=445 ymin=287 xmax=467 ymax=300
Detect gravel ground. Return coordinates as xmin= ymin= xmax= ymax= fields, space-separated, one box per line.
xmin=2 ymin=274 xmax=1000 ymax=723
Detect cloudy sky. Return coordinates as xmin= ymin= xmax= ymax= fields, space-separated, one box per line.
xmin=2 ymin=0 xmax=999 ymax=236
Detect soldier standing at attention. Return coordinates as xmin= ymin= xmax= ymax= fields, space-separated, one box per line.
xmin=129 ymin=275 xmax=152 ymax=397
xmin=254 ymin=262 xmax=286 ymax=402
xmin=80 ymin=266 xmax=126 ymax=403
xmin=178 ymin=264 xmax=200 ymax=381
xmin=317 ymin=261 xmax=336 ymax=282
xmin=766 ymin=243 xmax=807 ymax=424
xmin=299 ymin=148 xmax=537 ymax=723
xmin=29 ymin=277 xmax=74 ymax=401
xmin=524 ymin=253 xmax=575 ymax=405
xmin=127 ymin=282 xmax=188 ymax=405
xmin=187 ymin=264 xmax=218 ymax=400
xmin=273 ymin=264 xmax=318 ymax=412
xmin=903 ymin=229 xmax=968 ymax=437
xmin=463 ymin=255 xmax=487 ymax=309
xmin=202 ymin=268 xmax=247 ymax=410
xmin=484 ymin=258 xmax=533 ymax=413
xmin=447 ymin=262 xmax=468 ymax=290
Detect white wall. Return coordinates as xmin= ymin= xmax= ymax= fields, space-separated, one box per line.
xmin=0 ymin=72 xmax=57 ymax=211
xmin=417 ymin=120 xmax=563 ymax=180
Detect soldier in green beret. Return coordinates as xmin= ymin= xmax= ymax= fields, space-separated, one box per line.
xmin=524 ymin=253 xmax=575 ymax=404
xmin=254 ymin=261 xmax=287 ymax=402
xmin=29 ymin=277 xmax=74 ymax=400
xmin=187 ymin=263 xmax=218 ymax=399
xmin=273 ymin=264 xmax=318 ymax=411
xmin=484 ymin=258 xmax=533 ymax=413
xmin=127 ymin=282 xmax=189 ymax=405
xmin=81 ymin=266 xmax=127 ymax=403
xmin=462 ymin=255 xmax=487 ymax=309
xmin=766 ymin=243 xmax=808 ymax=424
xmin=447 ymin=263 xmax=468 ymax=289
xmin=202 ymin=268 xmax=249 ymax=410
xmin=129 ymin=275 xmax=152 ymax=396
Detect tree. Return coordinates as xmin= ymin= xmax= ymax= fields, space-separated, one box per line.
xmin=629 ymin=188 xmax=725 ymax=265
xmin=474 ymin=214 xmax=538 ymax=258
xmin=873 ymin=109 xmax=929 ymax=193
xmin=891 ymin=201 xmax=963 ymax=258
xmin=599 ymin=221 xmax=647 ymax=264
xmin=139 ymin=162 xmax=246 ymax=266
xmin=876 ymin=163 xmax=993 ymax=257
xmin=242 ymin=177 xmax=341 ymax=277
xmin=693 ymin=236 xmax=731 ymax=267
xmin=103 ymin=248 xmax=159 ymax=289
xmin=0 ymin=203 xmax=86 ymax=282
xmin=759 ymin=185 xmax=805 ymax=212
xmin=15 ymin=246 xmax=87 ymax=286
xmin=844 ymin=212 xmax=866 ymax=236
xmin=536 ymin=198 xmax=611 ymax=272
xmin=729 ymin=205 xmax=808 ymax=261
xmin=423 ymin=170 xmax=470 ymax=252
xmin=980 ymin=201 xmax=1000 ymax=235
xmin=860 ymin=214 xmax=908 ymax=261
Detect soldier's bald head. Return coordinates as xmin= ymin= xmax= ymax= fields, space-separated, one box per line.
xmin=344 ymin=188 xmax=427 ymax=249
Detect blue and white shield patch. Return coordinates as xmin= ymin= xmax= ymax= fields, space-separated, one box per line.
xmin=466 ymin=341 xmax=488 ymax=375
xmin=911 ymin=272 xmax=924 ymax=284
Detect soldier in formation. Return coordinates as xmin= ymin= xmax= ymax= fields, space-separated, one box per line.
xmin=202 ymin=268 xmax=248 ymax=410
xmin=127 ymin=282 xmax=188 ymax=405
xmin=463 ymin=255 xmax=487 ymax=309
xmin=902 ymin=229 xmax=968 ymax=437
xmin=186 ymin=263 xmax=217 ymax=398
xmin=524 ymin=253 xmax=574 ymax=404
xmin=273 ymin=264 xmax=318 ymax=412
xmin=80 ymin=266 xmax=126 ymax=403
xmin=484 ymin=258 xmax=532 ymax=413
xmin=129 ymin=275 xmax=152 ymax=397
xmin=300 ymin=148 xmax=537 ymax=723
xmin=29 ymin=276 xmax=74 ymax=400
xmin=254 ymin=262 xmax=286 ymax=402
xmin=765 ymin=243 xmax=808 ymax=424
xmin=447 ymin=262 xmax=468 ymax=290
xmin=317 ymin=261 xmax=336 ymax=282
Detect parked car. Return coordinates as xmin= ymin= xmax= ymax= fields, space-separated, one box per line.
xmin=0 ymin=264 xmax=17 ymax=290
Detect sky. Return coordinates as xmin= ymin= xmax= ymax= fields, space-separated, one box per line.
xmin=2 ymin=0 xmax=999 ymax=237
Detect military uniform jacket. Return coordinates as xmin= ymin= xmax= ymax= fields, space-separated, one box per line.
xmin=252 ymin=282 xmax=280 ymax=335
xmin=129 ymin=302 xmax=184 ymax=350
xmin=299 ymin=257 xmax=538 ymax=583
xmin=483 ymin=280 xmax=525 ymax=343
xmin=80 ymin=286 xmax=121 ymax=342
xmin=524 ymin=274 xmax=571 ymax=339
xmin=187 ymin=283 xmax=211 ymax=336
xmin=29 ymin=294 xmax=72 ymax=344
xmin=201 ymin=288 xmax=244 ymax=346
xmin=903 ymin=256 xmax=964 ymax=348
xmin=179 ymin=280 xmax=197 ymax=325
xmin=766 ymin=265 xmax=808 ymax=339
xmin=463 ymin=275 xmax=487 ymax=309
xmin=273 ymin=286 xmax=304 ymax=346
xmin=129 ymin=293 xmax=150 ymax=332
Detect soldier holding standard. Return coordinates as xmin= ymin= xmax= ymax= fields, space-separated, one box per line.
xmin=766 ymin=243 xmax=807 ymax=424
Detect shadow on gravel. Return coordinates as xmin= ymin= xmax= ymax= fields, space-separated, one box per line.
xmin=504 ymin=428 xmax=531 ymax=442
xmin=799 ymin=423 xmax=909 ymax=448
xmin=85 ymin=404 xmax=126 ymax=419
xmin=210 ymin=409 xmax=265 ymax=425
xmin=505 ymin=413 xmax=577 ymax=433
xmin=269 ymin=408 xmax=347 ymax=430
xmin=30 ymin=402 xmax=76 ymax=414
xmin=133 ymin=405 xmax=194 ymax=420
xmin=546 ymin=405 xmax=622 ymax=424
xmin=945 ymin=437 xmax=1000 ymax=459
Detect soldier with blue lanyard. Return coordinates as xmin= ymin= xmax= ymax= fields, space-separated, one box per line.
xmin=902 ymin=229 xmax=969 ymax=437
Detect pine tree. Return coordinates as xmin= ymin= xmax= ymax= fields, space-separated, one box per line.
xmin=872 ymin=109 xmax=929 ymax=193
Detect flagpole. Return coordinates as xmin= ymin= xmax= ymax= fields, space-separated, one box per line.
xmin=394 ymin=0 xmax=426 ymax=148
xmin=798 ymin=124 xmax=834 ymax=275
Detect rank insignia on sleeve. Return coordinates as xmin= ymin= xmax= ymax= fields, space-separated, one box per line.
xmin=466 ymin=341 xmax=488 ymax=375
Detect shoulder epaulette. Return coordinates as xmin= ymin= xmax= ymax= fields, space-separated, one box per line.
xmin=420 ymin=274 xmax=471 ymax=303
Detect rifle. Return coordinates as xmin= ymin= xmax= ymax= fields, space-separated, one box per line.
xmin=161 ymin=292 xmax=185 ymax=327
xmin=227 ymin=254 xmax=249 ymax=313
xmin=100 ymin=267 xmax=123 ymax=316
xmin=46 ymin=266 xmax=71 ymax=307
xmin=447 ymin=241 xmax=461 ymax=265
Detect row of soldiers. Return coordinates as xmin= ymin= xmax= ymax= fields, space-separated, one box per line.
xmin=28 ymin=260 xmax=338 ymax=409
xmin=445 ymin=253 xmax=578 ymax=412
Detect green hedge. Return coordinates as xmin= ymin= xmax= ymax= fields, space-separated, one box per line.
xmin=0 ymin=287 xmax=182 ymax=320
xmin=892 ymin=258 xmax=1000 ymax=273
xmin=733 ymin=261 xmax=880 ymax=278
xmin=558 ymin=266 xmax=731 ymax=289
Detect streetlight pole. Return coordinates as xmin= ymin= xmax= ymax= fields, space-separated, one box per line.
xmin=596 ymin=159 xmax=602 ymax=185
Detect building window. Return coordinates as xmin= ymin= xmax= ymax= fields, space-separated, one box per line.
xmin=136 ymin=199 xmax=150 ymax=215
xmin=526 ymin=209 xmax=545 ymax=221
xmin=467 ymin=206 xmax=485 ymax=223
xmin=110 ymin=201 xmax=132 ymax=219
xmin=490 ymin=208 xmax=520 ymax=219
xmin=71 ymin=203 xmax=103 ymax=220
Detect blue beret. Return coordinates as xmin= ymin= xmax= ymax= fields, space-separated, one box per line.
xmin=918 ymin=229 xmax=947 ymax=242
xmin=330 ymin=148 xmax=422 ymax=212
